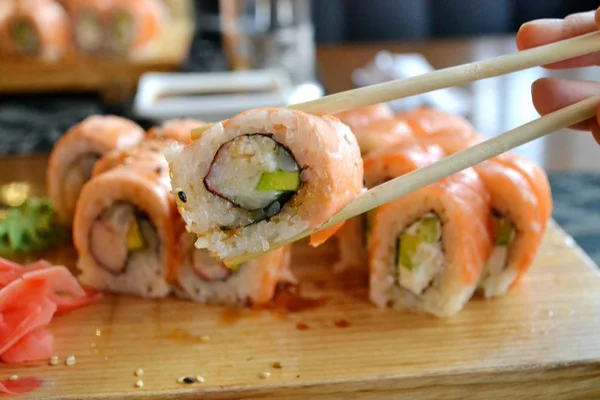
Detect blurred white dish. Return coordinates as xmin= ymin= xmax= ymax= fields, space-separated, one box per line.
xmin=352 ymin=51 xmax=472 ymax=116
xmin=133 ymin=69 xmax=323 ymax=123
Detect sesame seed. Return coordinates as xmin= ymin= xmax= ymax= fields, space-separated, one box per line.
xmin=200 ymin=335 xmax=211 ymax=342
xmin=178 ymin=191 xmax=187 ymax=203
xmin=135 ymin=380 xmax=143 ymax=388
xmin=135 ymin=368 xmax=144 ymax=377
xmin=49 ymin=356 xmax=59 ymax=366
xmin=272 ymin=361 xmax=283 ymax=369
xmin=65 ymin=355 xmax=76 ymax=366
xmin=196 ymin=375 xmax=205 ymax=383
xmin=8 ymin=375 xmax=18 ymax=381
xmin=259 ymin=372 xmax=271 ymax=379
xmin=95 ymin=329 xmax=101 ymax=336
xmin=182 ymin=377 xmax=195 ymax=384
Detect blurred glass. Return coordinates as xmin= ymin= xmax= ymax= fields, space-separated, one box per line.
xmin=219 ymin=0 xmax=315 ymax=84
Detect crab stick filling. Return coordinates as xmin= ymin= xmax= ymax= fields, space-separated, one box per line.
xmin=203 ymin=134 xmax=301 ymax=228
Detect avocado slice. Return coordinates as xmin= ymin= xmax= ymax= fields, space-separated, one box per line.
xmin=419 ymin=217 xmax=439 ymax=243
xmin=397 ymin=234 xmax=422 ymax=271
xmin=126 ymin=220 xmax=145 ymax=251
xmin=257 ymin=171 xmax=300 ymax=192
xmin=492 ymin=215 xmax=515 ymax=246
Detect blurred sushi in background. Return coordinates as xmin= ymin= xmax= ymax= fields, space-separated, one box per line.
xmin=3 ymin=0 xmax=72 ymax=61
xmin=104 ymin=0 xmax=167 ymax=59
xmin=63 ymin=0 xmax=112 ymax=55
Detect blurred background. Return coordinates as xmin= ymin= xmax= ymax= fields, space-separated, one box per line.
xmin=0 ymin=0 xmax=599 ymax=259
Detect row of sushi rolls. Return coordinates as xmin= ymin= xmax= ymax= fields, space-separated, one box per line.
xmin=45 ymin=103 xmax=552 ymax=319
xmin=0 ymin=0 xmax=169 ymax=62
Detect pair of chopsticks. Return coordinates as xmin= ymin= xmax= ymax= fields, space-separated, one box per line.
xmin=213 ymin=31 xmax=600 ymax=266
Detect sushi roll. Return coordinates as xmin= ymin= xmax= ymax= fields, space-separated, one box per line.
xmin=73 ymin=140 xmax=179 ymax=298
xmin=146 ymin=119 xmax=206 ymax=145
xmin=5 ymin=0 xmax=71 ymax=61
xmin=408 ymin=125 xmax=552 ymax=298
xmin=334 ymin=103 xmax=394 ymax=132
xmin=166 ymin=107 xmax=364 ymax=259
xmin=351 ymin=119 xmax=417 ymax=156
xmin=64 ymin=0 xmax=112 ymax=54
xmin=47 ymin=115 xmax=144 ymax=226
xmin=472 ymin=160 xmax=546 ymax=298
xmin=104 ymin=0 xmax=167 ymax=59
xmin=334 ymin=142 xmax=444 ymax=273
xmin=368 ymin=168 xmax=493 ymax=318
xmin=174 ymin=233 xmax=295 ymax=306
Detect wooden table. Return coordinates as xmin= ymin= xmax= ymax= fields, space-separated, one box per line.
xmin=317 ymin=36 xmax=600 ymax=172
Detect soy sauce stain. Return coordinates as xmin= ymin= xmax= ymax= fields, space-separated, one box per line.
xmin=263 ymin=283 xmax=328 ymax=314
xmin=334 ymin=319 xmax=350 ymax=328
xmin=296 ymin=322 xmax=309 ymax=331
xmin=164 ymin=329 xmax=209 ymax=344
xmin=219 ymin=284 xmax=328 ymax=325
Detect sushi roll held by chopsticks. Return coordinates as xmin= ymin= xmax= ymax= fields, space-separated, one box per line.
xmin=166 ymin=108 xmax=364 ymax=260
xmin=4 ymin=0 xmax=71 ymax=61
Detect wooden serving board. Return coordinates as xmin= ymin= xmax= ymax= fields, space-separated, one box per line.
xmin=2 ymin=220 xmax=600 ymax=399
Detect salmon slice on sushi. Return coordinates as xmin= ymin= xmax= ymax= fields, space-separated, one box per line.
xmin=73 ymin=141 xmax=179 ymax=298
xmin=147 ymin=119 xmax=206 ymax=145
xmin=368 ymin=168 xmax=493 ymax=318
xmin=166 ymin=107 xmax=364 ymax=260
xmin=174 ymin=233 xmax=295 ymax=306
xmin=104 ymin=0 xmax=167 ymax=59
xmin=47 ymin=115 xmax=144 ymax=226
xmin=334 ymin=103 xmax=394 ymax=132
xmin=334 ymin=142 xmax=444 ymax=273
xmin=351 ymin=119 xmax=417 ymax=156
xmin=5 ymin=0 xmax=72 ymax=61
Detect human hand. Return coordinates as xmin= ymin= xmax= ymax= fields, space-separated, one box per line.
xmin=516 ymin=8 xmax=600 ymax=143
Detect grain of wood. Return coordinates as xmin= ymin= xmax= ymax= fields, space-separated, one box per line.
xmin=1 ymin=221 xmax=600 ymax=399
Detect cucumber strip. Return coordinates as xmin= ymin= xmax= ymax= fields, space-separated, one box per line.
xmin=419 ymin=217 xmax=439 ymax=243
xmin=398 ymin=234 xmax=422 ymax=271
xmin=492 ymin=215 xmax=515 ymax=245
xmin=257 ymin=171 xmax=300 ymax=192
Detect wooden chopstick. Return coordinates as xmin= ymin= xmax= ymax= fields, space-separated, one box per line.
xmin=223 ymin=95 xmax=600 ymax=266
xmin=191 ymin=30 xmax=600 ymax=139
xmin=291 ymin=31 xmax=600 ymax=115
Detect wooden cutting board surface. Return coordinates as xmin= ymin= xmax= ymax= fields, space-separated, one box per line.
xmin=2 ymin=220 xmax=600 ymax=399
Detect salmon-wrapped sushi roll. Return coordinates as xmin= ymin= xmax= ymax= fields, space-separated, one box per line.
xmin=105 ymin=0 xmax=167 ymax=59
xmin=166 ymin=108 xmax=364 ymax=259
xmin=334 ymin=103 xmax=394 ymax=132
xmin=369 ymin=168 xmax=492 ymax=318
xmin=409 ymin=126 xmax=552 ymax=297
xmin=351 ymin=119 xmax=417 ymax=156
xmin=174 ymin=234 xmax=294 ymax=306
xmin=472 ymin=160 xmax=546 ymax=298
xmin=73 ymin=142 xmax=178 ymax=298
xmin=147 ymin=119 xmax=206 ymax=145
xmin=64 ymin=0 xmax=111 ymax=54
xmin=334 ymin=142 xmax=444 ymax=272
xmin=5 ymin=0 xmax=71 ymax=61
xmin=47 ymin=115 xmax=144 ymax=226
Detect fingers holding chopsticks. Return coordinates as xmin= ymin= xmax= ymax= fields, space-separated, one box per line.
xmin=531 ymin=78 xmax=600 ymax=143
xmin=516 ymin=9 xmax=600 ymax=69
